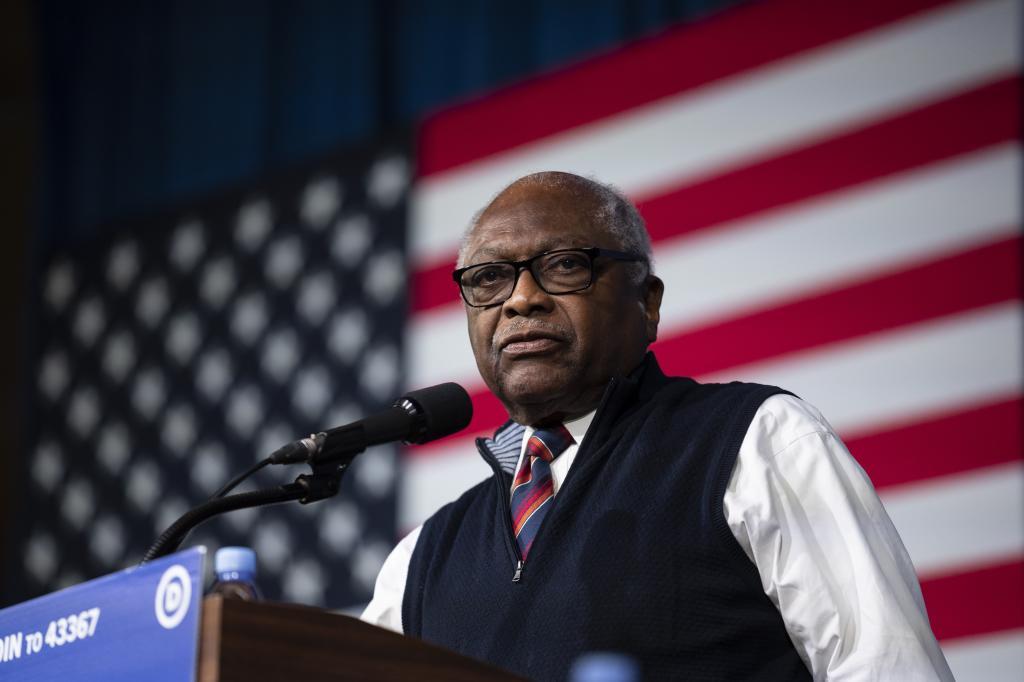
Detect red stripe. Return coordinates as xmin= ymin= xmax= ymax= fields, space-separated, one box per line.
xmin=637 ymin=76 xmax=1021 ymax=243
xmin=413 ymin=236 xmax=1022 ymax=453
xmin=847 ymin=398 xmax=1023 ymax=491
xmin=654 ymin=236 xmax=1022 ymax=378
xmin=512 ymin=481 xmax=554 ymax=532
xmin=526 ymin=436 xmax=554 ymax=462
xmin=512 ymin=458 xmax=533 ymax=488
xmin=418 ymin=0 xmax=958 ymax=176
xmin=410 ymin=78 xmax=1020 ymax=313
xmin=921 ymin=558 xmax=1024 ymax=641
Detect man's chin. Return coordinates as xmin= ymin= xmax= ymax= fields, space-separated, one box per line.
xmin=493 ymin=365 xmax=574 ymax=413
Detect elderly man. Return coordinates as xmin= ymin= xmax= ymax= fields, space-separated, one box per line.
xmin=362 ymin=172 xmax=952 ymax=681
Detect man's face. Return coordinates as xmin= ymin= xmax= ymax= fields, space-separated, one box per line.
xmin=461 ymin=183 xmax=662 ymax=426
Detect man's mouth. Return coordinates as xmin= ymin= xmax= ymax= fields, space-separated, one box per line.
xmin=498 ymin=330 xmax=565 ymax=357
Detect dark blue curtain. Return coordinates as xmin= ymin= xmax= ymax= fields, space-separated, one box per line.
xmin=34 ymin=0 xmax=746 ymax=250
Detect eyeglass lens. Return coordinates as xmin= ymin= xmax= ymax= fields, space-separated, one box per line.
xmin=461 ymin=250 xmax=593 ymax=306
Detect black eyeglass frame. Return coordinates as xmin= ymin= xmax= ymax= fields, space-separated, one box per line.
xmin=452 ymin=246 xmax=645 ymax=308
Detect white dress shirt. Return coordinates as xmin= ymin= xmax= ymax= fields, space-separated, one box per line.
xmin=361 ymin=394 xmax=953 ymax=681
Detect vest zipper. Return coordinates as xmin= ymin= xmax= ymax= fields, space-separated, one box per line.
xmin=475 ymin=376 xmax=626 ymax=585
xmin=476 ymin=437 xmax=527 ymax=583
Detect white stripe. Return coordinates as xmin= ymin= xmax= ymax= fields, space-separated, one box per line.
xmin=704 ymin=302 xmax=1023 ymax=435
xmin=657 ymin=144 xmax=1020 ymax=337
xmin=880 ymin=462 xmax=1024 ymax=577
xmin=942 ymin=629 xmax=1024 ymax=682
xmin=401 ymin=304 xmax=1023 ymax=529
xmin=409 ymin=146 xmax=1022 ymax=390
xmin=410 ymin=0 xmax=1021 ymax=263
xmin=399 ymin=446 xmax=492 ymax=531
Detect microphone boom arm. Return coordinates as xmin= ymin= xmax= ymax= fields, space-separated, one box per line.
xmin=142 ymin=457 xmax=350 ymax=563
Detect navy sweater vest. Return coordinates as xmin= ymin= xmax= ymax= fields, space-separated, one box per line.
xmin=403 ymin=355 xmax=811 ymax=681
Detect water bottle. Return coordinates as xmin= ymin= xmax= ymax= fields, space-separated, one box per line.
xmin=568 ymin=652 xmax=641 ymax=682
xmin=209 ymin=546 xmax=262 ymax=601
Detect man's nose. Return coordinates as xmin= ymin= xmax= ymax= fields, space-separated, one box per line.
xmin=503 ymin=268 xmax=553 ymax=316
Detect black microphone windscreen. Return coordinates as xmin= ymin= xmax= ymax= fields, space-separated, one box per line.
xmin=402 ymin=382 xmax=473 ymax=443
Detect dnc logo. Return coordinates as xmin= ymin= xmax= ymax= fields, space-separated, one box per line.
xmin=154 ymin=565 xmax=192 ymax=630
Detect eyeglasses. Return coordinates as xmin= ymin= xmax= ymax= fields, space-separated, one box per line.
xmin=452 ymin=247 xmax=644 ymax=308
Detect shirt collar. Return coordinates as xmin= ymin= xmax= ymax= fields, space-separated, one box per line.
xmin=522 ymin=410 xmax=596 ymax=451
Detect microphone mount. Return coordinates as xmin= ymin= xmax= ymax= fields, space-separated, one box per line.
xmin=142 ymin=382 xmax=473 ymax=563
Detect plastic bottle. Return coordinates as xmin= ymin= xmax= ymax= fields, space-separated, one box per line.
xmin=568 ymin=652 xmax=641 ymax=682
xmin=209 ymin=546 xmax=262 ymax=601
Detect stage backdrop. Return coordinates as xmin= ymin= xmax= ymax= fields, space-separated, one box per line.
xmin=402 ymin=1 xmax=1022 ymax=680
xmin=12 ymin=138 xmax=410 ymax=610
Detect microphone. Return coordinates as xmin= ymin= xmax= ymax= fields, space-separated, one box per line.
xmin=268 ymin=382 xmax=473 ymax=466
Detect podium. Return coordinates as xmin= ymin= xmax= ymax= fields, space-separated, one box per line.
xmin=199 ymin=595 xmax=525 ymax=681
xmin=0 ymin=549 xmax=522 ymax=681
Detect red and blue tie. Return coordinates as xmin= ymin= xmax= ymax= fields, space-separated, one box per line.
xmin=510 ymin=424 xmax=575 ymax=559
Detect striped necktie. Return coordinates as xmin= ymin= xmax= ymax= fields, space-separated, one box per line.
xmin=510 ymin=424 xmax=575 ymax=560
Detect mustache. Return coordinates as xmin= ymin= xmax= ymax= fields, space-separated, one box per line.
xmin=493 ymin=320 xmax=572 ymax=349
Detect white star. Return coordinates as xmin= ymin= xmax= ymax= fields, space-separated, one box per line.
xmin=292 ymin=366 xmax=332 ymax=417
xmin=282 ymin=556 xmax=327 ymax=605
xmin=201 ymin=257 xmax=237 ymax=309
xmin=73 ymin=296 xmax=107 ymax=347
xmin=236 ymin=197 xmax=274 ymax=251
xmin=328 ymin=308 xmax=369 ymax=363
xmin=231 ymin=292 xmax=268 ymax=345
xmin=39 ymin=350 xmax=70 ymax=401
xmin=191 ymin=442 xmax=228 ymax=496
xmin=261 ymin=328 xmax=299 ymax=383
xmin=32 ymin=440 xmax=64 ymax=492
xmin=98 ymin=422 xmax=131 ymax=475
xmin=227 ymin=384 xmax=264 ymax=436
xmin=265 ymin=235 xmax=304 ymax=288
xmin=196 ymin=348 xmax=232 ymax=402
xmin=364 ymin=249 xmax=405 ymax=306
xmin=360 ymin=344 xmax=400 ymax=401
xmin=331 ymin=213 xmax=371 ymax=268
xmin=136 ymin=277 xmax=170 ymax=328
xmin=68 ymin=386 xmax=101 ymax=438
xmin=161 ymin=404 xmax=197 ymax=456
xmin=298 ymin=270 xmax=336 ymax=325
xmin=107 ymin=241 xmax=140 ymax=290
xmin=132 ymin=368 xmax=166 ymax=420
xmin=126 ymin=459 xmax=162 ymax=511
xmin=353 ymin=448 xmax=396 ymax=498
xmin=367 ymin=155 xmax=409 ymax=208
xmin=45 ymin=260 xmax=76 ymax=312
xmin=102 ymin=330 xmax=137 ymax=383
xmin=166 ymin=312 xmax=201 ymax=365
xmin=90 ymin=515 xmax=126 ymax=566
xmin=351 ymin=540 xmax=391 ymax=594
xmin=319 ymin=502 xmax=361 ymax=555
xmin=301 ymin=176 xmax=343 ymax=229
xmin=60 ymin=477 xmax=96 ymax=530
xmin=253 ymin=518 xmax=293 ymax=573
xmin=171 ymin=219 xmax=206 ymax=271
xmin=25 ymin=533 xmax=58 ymax=585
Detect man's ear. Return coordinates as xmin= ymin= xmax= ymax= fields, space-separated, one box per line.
xmin=641 ymin=275 xmax=664 ymax=344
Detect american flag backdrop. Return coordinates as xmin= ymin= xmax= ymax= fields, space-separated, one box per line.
xmin=402 ymin=1 xmax=1022 ymax=680
xmin=15 ymin=140 xmax=411 ymax=609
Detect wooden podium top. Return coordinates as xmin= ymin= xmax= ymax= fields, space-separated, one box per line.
xmin=198 ymin=595 xmax=525 ymax=681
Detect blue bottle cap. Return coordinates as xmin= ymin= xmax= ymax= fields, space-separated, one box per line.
xmin=569 ymin=652 xmax=640 ymax=682
xmin=214 ymin=546 xmax=257 ymax=575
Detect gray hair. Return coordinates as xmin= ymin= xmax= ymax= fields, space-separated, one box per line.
xmin=456 ymin=171 xmax=654 ymax=284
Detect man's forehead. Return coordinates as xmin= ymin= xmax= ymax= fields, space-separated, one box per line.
xmin=465 ymin=233 xmax=588 ymax=262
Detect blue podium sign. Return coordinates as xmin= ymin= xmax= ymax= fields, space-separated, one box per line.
xmin=0 ymin=548 xmax=206 ymax=681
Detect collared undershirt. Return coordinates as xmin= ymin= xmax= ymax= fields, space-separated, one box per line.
xmin=361 ymin=394 xmax=953 ymax=681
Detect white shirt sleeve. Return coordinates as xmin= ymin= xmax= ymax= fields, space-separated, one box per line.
xmin=725 ymin=394 xmax=954 ymax=681
xmin=359 ymin=525 xmax=421 ymax=634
